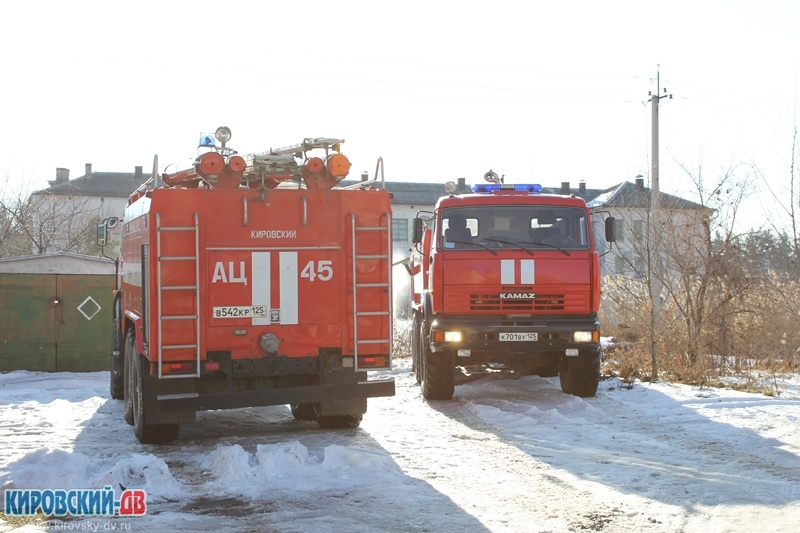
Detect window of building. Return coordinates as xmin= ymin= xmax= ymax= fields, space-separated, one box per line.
xmin=614 ymin=218 xmax=624 ymax=242
xmin=614 ymin=254 xmax=645 ymax=278
xmin=633 ymin=219 xmax=644 ymax=241
xmin=393 ymin=218 xmax=408 ymax=242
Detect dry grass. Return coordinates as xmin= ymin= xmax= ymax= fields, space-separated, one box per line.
xmin=601 ymin=324 xmax=799 ymax=395
xmin=598 ymin=273 xmax=800 ymax=395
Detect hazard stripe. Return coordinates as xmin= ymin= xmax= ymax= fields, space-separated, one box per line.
xmin=252 ymin=252 xmax=270 ymax=326
xmin=279 ymin=252 xmax=298 ymax=325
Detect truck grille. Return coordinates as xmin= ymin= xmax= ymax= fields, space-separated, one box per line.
xmin=469 ymin=286 xmax=565 ymax=312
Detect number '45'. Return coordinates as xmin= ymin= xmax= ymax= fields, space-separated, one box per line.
xmin=301 ymin=260 xmax=333 ymax=281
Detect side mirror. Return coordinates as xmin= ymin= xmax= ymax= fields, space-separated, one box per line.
xmin=106 ymin=216 xmax=120 ymax=230
xmin=605 ymin=217 xmax=617 ymax=243
xmin=97 ymin=224 xmax=108 ymax=247
xmin=412 ymin=218 xmax=424 ymax=244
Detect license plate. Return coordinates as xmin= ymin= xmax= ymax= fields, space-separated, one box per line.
xmin=499 ymin=332 xmax=538 ymax=342
xmin=212 ymin=306 xmax=267 ymax=319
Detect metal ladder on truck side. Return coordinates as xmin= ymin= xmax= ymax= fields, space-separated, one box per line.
xmin=155 ymin=212 xmax=201 ymax=379
xmin=349 ymin=212 xmax=393 ymax=371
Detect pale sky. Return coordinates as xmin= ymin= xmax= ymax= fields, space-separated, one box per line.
xmin=1 ymin=1 xmax=798 ymax=228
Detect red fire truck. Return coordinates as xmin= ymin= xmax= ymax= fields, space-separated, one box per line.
xmin=102 ymin=127 xmax=395 ymax=443
xmin=409 ymin=175 xmax=615 ymax=401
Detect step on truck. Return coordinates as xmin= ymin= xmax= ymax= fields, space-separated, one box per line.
xmin=101 ymin=127 xmax=395 ymax=443
xmin=409 ymin=174 xmax=615 ymax=400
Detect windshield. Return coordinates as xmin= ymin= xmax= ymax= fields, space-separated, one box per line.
xmin=439 ymin=205 xmax=590 ymax=251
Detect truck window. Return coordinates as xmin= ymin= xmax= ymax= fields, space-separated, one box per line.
xmin=440 ymin=206 xmax=589 ymax=250
xmin=528 ymin=208 xmax=590 ymax=248
xmin=442 ymin=213 xmax=479 ymax=248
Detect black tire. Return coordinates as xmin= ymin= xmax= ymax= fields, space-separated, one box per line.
xmin=110 ymin=350 xmax=124 ymax=400
xmin=290 ymin=403 xmax=317 ymax=421
xmin=316 ymin=414 xmax=363 ymax=429
xmin=110 ymin=296 xmax=124 ymax=400
xmin=420 ymin=321 xmax=455 ymax=400
xmin=536 ymin=364 xmax=560 ymax=378
xmin=132 ymin=352 xmax=179 ymax=444
xmin=559 ymin=350 xmax=600 ymax=397
xmin=123 ymin=330 xmax=135 ymax=425
xmin=411 ymin=312 xmax=422 ymax=384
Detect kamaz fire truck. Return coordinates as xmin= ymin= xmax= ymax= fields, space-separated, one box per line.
xmin=409 ymin=174 xmax=615 ymax=400
xmin=102 ymin=127 xmax=395 ymax=443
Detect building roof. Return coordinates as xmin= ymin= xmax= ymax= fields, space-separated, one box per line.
xmin=34 ymin=165 xmax=148 ymax=198
xmin=586 ymin=181 xmax=711 ymax=212
xmin=35 ymin=167 xmax=709 ymax=212
xmin=540 ymin=184 xmax=606 ymax=202
xmin=343 ymin=177 xmax=709 ymax=212
xmin=0 ymin=252 xmax=114 ymax=274
xmin=340 ymin=179 xmax=449 ymax=205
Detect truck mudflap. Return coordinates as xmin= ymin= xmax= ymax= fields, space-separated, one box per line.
xmin=156 ymin=378 xmax=395 ymax=413
xmin=428 ymin=314 xmax=600 ymax=354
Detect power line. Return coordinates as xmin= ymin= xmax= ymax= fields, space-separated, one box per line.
xmin=12 ymin=47 xmax=647 ymax=101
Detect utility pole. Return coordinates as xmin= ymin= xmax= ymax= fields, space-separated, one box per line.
xmin=647 ymin=65 xmax=672 ymax=381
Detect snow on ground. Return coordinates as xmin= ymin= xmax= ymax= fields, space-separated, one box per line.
xmin=1 ymin=359 xmax=799 ymax=532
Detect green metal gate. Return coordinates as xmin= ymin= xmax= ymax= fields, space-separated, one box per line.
xmin=0 ymin=273 xmax=114 ymax=372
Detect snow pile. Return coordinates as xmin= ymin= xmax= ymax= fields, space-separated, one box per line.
xmin=198 ymin=441 xmax=396 ymax=498
xmin=3 ymin=449 xmax=187 ymax=504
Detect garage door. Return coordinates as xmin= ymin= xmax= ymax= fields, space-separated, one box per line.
xmin=0 ymin=273 xmax=114 ymax=371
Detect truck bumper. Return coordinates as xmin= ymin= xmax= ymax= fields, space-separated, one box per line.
xmin=428 ymin=314 xmax=601 ymax=358
xmin=154 ymin=377 xmax=395 ymax=414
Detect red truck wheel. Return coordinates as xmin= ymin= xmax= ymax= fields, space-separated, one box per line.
xmin=290 ymin=403 xmax=317 ymax=421
xmin=421 ymin=348 xmax=455 ymax=401
xmin=109 ymin=294 xmax=124 ymax=400
xmin=123 ymin=330 xmax=136 ymax=426
xmin=132 ymin=351 xmax=179 ymax=444
xmin=109 ymin=353 xmax=124 ymax=400
xmin=420 ymin=319 xmax=455 ymax=400
xmin=412 ymin=312 xmax=422 ymax=384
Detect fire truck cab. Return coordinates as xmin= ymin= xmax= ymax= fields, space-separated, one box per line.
xmin=410 ymin=178 xmax=615 ymax=401
xmin=106 ymin=127 xmax=395 ymax=443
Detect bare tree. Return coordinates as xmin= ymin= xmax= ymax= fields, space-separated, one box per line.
xmin=0 ymin=176 xmax=33 ymax=257
xmin=664 ymin=160 xmax=754 ymax=367
xmin=1 ymin=178 xmax=108 ymax=258
xmin=601 ymin=160 xmax=755 ymax=380
xmin=755 ymin=96 xmax=800 ymax=263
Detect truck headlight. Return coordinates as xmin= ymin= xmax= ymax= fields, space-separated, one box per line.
xmin=444 ymin=331 xmax=464 ymax=343
xmin=572 ymin=331 xmax=594 ymax=343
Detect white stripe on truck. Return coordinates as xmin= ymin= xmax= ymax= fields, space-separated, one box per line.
xmin=279 ymin=251 xmax=299 ymax=325
xmin=252 ymin=252 xmax=270 ymax=326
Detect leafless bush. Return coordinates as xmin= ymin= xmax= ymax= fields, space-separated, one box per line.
xmin=601 ymin=272 xmax=800 ymax=392
xmin=393 ymin=318 xmax=413 ymax=358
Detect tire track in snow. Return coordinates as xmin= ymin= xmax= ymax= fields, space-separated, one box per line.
xmin=362 ymin=369 xmax=635 ymax=532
